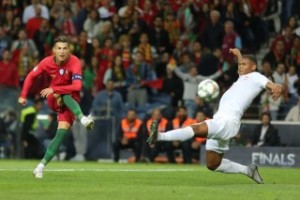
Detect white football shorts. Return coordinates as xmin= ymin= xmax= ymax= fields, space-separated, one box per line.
xmin=205 ymin=114 xmax=241 ymax=153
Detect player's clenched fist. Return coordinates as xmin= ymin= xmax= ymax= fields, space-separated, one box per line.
xmin=18 ymin=97 xmax=26 ymax=106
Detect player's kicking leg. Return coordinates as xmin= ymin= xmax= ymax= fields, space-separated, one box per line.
xmin=61 ymin=94 xmax=94 ymax=130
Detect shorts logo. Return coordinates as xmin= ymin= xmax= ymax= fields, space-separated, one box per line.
xmin=59 ymin=69 xmax=64 ymax=75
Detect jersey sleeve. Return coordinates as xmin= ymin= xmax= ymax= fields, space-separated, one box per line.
xmin=20 ymin=61 xmax=45 ymax=98
xmin=51 ymin=57 xmax=82 ymax=94
xmin=253 ymin=72 xmax=269 ymax=89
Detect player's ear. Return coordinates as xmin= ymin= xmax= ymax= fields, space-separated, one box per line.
xmin=252 ymin=64 xmax=257 ymax=71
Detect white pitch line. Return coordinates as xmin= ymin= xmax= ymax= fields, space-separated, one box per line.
xmin=0 ymin=168 xmax=196 ymax=172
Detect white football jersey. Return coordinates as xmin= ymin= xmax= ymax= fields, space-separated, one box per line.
xmin=216 ymin=72 xmax=269 ymax=120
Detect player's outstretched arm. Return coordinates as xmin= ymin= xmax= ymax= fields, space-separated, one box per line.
xmin=19 ymin=65 xmax=44 ymax=105
xmin=229 ymin=48 xmax=242 ymax=62
xmin=266 ymin=81 xmax=283 ymax=101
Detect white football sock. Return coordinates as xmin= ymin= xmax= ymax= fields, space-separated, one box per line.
xmin=214 ymin=159 xmax=248 ymax=175
xmin=158 ymin=126 xmax=194 ymax=141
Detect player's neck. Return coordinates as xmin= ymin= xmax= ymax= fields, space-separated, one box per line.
xmin=54 ymin=56 xmax=69 ymax=66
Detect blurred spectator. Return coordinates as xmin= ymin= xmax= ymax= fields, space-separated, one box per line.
xmin=103 ymin=55 xmax=127 ymax=100
xmin=118 ymin=35 xmax=132 ymax=70
xmin=178 ymin=52 xmax=194 ymax=73
xmin=285 ymin=96 xmax=300 ymax=121
xmin=287 ymin=65 xmax=299 ymax=104
xmin=172 ymin=40 xmax=186 ymax=63
xmin=10 ymin=16 xmax=23 ymax=40
xmin=290 ymin=36 xmax=300 ymax=73
xmin=263 ymin=40 xmax=287 ymax=70
xmin=148 ymin=15 xmax=171 ymax=54
xmin=133 ymin=33 xmax=157 ymax=64
xmin=56 ymin=7 xmax=77 ymax=36
xmin=262 ymin=0 xmax=281 ymax=33
xmin=140 ymin=0 xmax=155 ymax=27
xmin=96 ymin=37 xmax=116 ymax=91
xmin=271 ymin=25 xmax=295 ymax=54
xmin=111 ymin=14 xmax=124 ymax=40
xmin=172 ymin=64 xmax=221 ymax=118
xmin=273 ymin=62 xmax=288 ymax=101
xmin=98 ymin=0 xmax=116 ymax=20
xmin=251 ymin=112 xmax=280 ymax=147
xmin=202 ymin=10 xmax=224 ymax=51
xmin=71 ymin=31 xmax=93 ymax=64
xmin=91 ymin=79 xmax=124 ymax=122
xmin=221 ymin=20 xmax=242 ymax=64
xmin=83 ymin=9 xmax=103 ymax=42
xmin=0 ymin=50 xmax=19 ymax=88
xmin=169 ymin=106 xmax=196 ymax=164
xmin=20 ymin=98 xmax=44 ymax=158
xmin=118 ymin=0 xmax=142 ymax=20
xmin=144 ymin=108 xmax=173 ymax=163
xmin=0 ymin=26 xmax=12 ymax=59
xmin=11 ymin=29 xmax=38 ymax=81
xmin=33 ymin=19 xmax=54 ymax=60
xmin=162 ymin=64 xmax=183 ymax=107
xmin=155 ymin=51 xmax=169 ymax=78
xmin=126 ymin=51 xmax=154 ymax=108
xmin=260 ymin=60 xmax=274 ymax=79
xmin=0 ymin=109 xmax=17 ymax=158
xmin=25 ymin=4 xmax=45 ymax=39
xmin=113 ymin=109 xmax=142 ymax=162
xmin=286 ymin=16 xmax=298 ymax=33
xmin=189 ymin=41 xmax=203 ymax=66
xmin=164 ymin=11 xmax=180 ymax=46
xmin=22 ymin=0 xmax=49 ymax=24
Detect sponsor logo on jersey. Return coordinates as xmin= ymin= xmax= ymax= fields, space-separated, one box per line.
xmin=59 ymin=69 xmax=64 ymax=75
xmin=72 ymin=74 xmax=82 ymax=80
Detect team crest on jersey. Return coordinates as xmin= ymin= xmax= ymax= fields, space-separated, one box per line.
xmin=59 ymin=69 xmax=64 ymax=75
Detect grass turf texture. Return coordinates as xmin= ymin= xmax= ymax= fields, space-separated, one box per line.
xmin=0 ymin=160 xmax=299 ymax=200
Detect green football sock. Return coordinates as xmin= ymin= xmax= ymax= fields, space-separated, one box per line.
xmin=41 ymin=129 xmax=67 ymax=165
xmin=62 ymin=94 xmax=84 ymax=119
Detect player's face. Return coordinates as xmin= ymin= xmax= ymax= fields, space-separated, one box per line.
xmin=53 ymin=42 xmax=70 ymax=63
xmin=238 ymin=58 xmax=256 ymax=75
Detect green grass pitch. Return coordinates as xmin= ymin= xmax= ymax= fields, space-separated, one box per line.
xmin=0 ymin=160 xmax=299 ymax=200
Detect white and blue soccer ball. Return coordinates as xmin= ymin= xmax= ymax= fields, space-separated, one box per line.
xmin=197 ymin=79 xmax=220 ymax=101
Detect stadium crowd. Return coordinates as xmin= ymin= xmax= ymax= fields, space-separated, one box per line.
xmin=0 ymin=0 xmax=300 ymax=163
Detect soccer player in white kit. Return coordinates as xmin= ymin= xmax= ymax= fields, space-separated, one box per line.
xmin=147 ymin=48 xmax=283 ymax=184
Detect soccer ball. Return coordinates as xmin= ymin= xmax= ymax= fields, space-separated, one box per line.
xmin=197 ymin=79 xmax=220 ymax=101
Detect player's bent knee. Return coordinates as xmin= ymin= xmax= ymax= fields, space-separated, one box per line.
xmin=206 ymin=162 xmax=220 ymax=171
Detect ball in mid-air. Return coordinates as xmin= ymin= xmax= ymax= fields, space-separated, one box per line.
xmin=197 ymin=79 xmax=220 ymax=101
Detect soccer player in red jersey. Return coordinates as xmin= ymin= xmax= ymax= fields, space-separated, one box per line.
xmin=18 ymin=35 xmax=94 ymax=178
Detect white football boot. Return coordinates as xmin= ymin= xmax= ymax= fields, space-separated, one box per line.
xmin=247 ymin=164 xmax=264 ymax=184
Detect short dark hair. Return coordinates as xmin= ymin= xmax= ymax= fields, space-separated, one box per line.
xmin=261 ymin=112 xmax=271 ymax=121
xmin=242 ymin=54 xmax=257 ymax=66
xmin=53 ymin=35 xmax=70 ymax=47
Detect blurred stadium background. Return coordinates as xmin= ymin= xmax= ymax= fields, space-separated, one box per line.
xmin=0 ymin=0 xmax=300 ymax=175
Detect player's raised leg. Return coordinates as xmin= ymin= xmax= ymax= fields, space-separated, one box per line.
xmin=62 ymin=94 xmax=94 ymax=130
xmin=147 ymin=120 xmax=207 ymax=145
xmin=33 ymin=121 xmax=70 ymax=178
